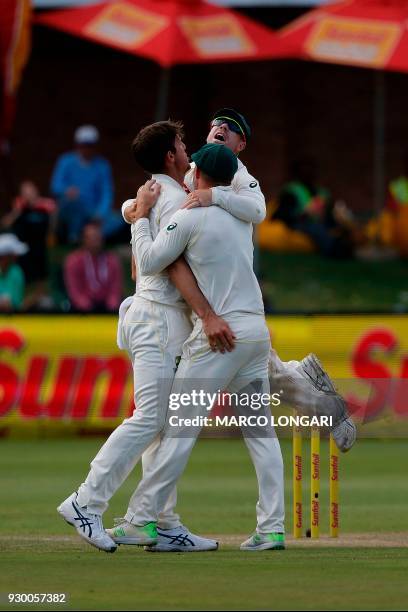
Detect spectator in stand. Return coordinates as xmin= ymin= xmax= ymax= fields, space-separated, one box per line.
xmin=386 ymin=155 xmax=408 ymax=256
xmin=0 ymin=234 xmax=28 ymax=312
xmin=387 ymin=152 xmax=408 ymax=211
xmin=1 ymin=180 xmax=56 ymax=310
xmin=50 ymin=125 xmax=124 ymax=244
xmin=64 ymin=221 xmax=123 ymax=312
xmin=274 ymin=157 xmax=354 ymax=258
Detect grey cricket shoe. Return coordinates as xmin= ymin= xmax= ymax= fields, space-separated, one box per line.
xmin=301 ymin=353 xmax=339 ymax=394
xmin=331 ymin=417 xmax=357 ymax=453
xmin=301 ymin=353 xmax=356 ymax=452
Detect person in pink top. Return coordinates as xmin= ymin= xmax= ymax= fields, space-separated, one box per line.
xmin=64 ymin=221 xmax=123 ymax=312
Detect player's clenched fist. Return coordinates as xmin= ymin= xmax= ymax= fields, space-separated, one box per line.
xmin=125 ymin=179 xmax=161 ymax=223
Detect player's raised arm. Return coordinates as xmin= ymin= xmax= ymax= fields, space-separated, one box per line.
xmin=183 ymin=177 xmax=266 ymax=224
xmin=211 ymin=168 xmax=266 ymax=224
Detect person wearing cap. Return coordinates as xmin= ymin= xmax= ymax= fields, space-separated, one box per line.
xmin=183 ymin=108 xmax=265 ymax=221
xmin=0 ymin=234 xmax=28 ymax=312
xmin=178 ymin=111 xmax=355 ymax=453
xmin=190 ymin=141 xmax=238 ymax=185
xmin=115 ymin=140 xmax=285 ymax=551
xmin=123 ymin=107 xmax=266 ymax=228
xmin=50 ymin=125 xmax=123 ymax=243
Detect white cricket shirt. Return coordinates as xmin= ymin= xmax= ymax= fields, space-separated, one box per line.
xmin=122 ymin=161 xmax=267 ymax=228
xmin=184 ymin=159 xmax=266 ymax=224
xmin=132 ymin=193 xmax=265 ymax=320
xmin=125 ymin=173 xmax=187 ymax=308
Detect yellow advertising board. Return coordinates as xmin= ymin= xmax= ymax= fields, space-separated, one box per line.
xmin=0 ymin=315 xmax=407 ymax=435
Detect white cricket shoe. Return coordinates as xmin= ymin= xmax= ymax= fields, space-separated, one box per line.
xmin=240 ymin=532 xmax=285 ymax=551
xmin=106 ymin=518 xmax=157 ymax=546
xmin=144 ymin=525 xmax=219 ymax=552
xmin=57 ymin=492 xmax=117 ymax=553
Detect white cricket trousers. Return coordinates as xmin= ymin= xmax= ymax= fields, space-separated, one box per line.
xmin=76 ymin=296 xmax=192 ymax=525
xmin=125 ymin=315 xmax=285 ymax=534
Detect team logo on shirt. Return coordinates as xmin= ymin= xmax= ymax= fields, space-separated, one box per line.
xmin=249 ymin=181 xmax=258 ymax=188
xmin=167 ymin=223 xmax=177 ymax=231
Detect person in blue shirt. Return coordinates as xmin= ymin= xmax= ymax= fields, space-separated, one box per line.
xmin=51 ymin=125 xmax=124 ymax=243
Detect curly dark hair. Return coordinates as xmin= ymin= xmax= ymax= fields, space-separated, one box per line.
xmin=131 ymin=120 xmax=185 ymax=174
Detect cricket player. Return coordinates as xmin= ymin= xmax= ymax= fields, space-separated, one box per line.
xmin=58 ymin=122 xmax=237 ymax=553
xmin=109 ymin=142 xmax=286 ymax=551
xmin=123 ymin=108 xmax=356 ymax=452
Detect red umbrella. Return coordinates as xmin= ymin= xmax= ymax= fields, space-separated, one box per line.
xmin=278 ymin=0 xmax=408 ymax=72
xmin=278 ymin=0 xmax=408 ymax=215
xmin=37 ymin=0 xmax=288 ymax=67
xmin=36 ymin=0 xmax=290 ymax=117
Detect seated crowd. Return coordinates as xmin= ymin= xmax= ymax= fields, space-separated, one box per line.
xmin=0 ymin=124 xmax=126 ymax=313
xmin=273 ymin=157 xmax=356 ymax=258
xmin=0 ymin=130 xmax=405 ymax=312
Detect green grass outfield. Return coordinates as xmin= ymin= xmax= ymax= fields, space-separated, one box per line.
xmin=259 ymin=252 xmax=408 ymax=313
xmin=0 ymin=437 xmax=407 ymax=611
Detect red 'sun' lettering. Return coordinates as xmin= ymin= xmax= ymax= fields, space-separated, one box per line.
xmin=70 ymin=356 xmax=131 ymax=419
xmin=20 ymin=356 xmax=80 ymax=418
xmin=0 ymin=329 xmax=24 ymax=417
xmin=392 ymin=357 xmax=408 ymax=416
xmin=349 ymin=329 xmax=394 ymax=420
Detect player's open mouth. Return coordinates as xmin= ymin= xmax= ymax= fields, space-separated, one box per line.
xmin=214 ymin=132 xmax=225 ymax=142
